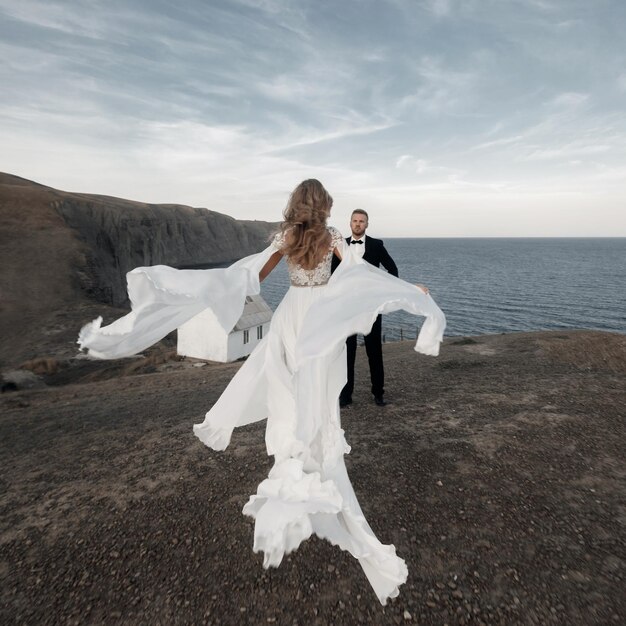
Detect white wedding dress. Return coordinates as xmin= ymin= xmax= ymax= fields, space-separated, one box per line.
xmin=78 ymin=226 xmax=446 ymax=604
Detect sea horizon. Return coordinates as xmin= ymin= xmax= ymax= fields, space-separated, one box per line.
xmin=261 ymin=237 xmax=626 ymax=339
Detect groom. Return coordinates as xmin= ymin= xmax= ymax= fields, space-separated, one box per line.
xmin=332 ymin=209 xmax=398 ymax=407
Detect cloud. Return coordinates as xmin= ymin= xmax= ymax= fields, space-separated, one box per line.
xmin=427 ymin=0 xmax=451 ymax=17
xmin=395 ymin=155 xmax=466 ymax=178
xmin=471 ymin=135 xmax=524 ymax=151
xmin=0 ymin=0 xmax=110 ymax=38
xmin=523 ymin=143 xmax=612 ymax=161
xmin=524 ymin=0 xmax=557 ymax=11
xmin=393 ymin=56 xmax=478 ymax=116
xmin=395 ymin=154 xmax=413 ymax=168
xmin=590 ymin=164 xmax=626 ymax=182
xmin=547 ymin=92 xmax=589 ymax=109
xmin=271 ymin=119 xmax=398 ymax=152
xmin=554 ymin=19 xmax=582 ymax=30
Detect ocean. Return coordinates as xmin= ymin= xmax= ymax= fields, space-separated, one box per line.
xmin=260 ymin=238 xmax=626 ymax=340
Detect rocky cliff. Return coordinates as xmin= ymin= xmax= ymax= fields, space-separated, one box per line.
xmin=52 ymin=193 xmax=278 ymax=306
xmin=0 ymin=172 xmax=278 ymax=365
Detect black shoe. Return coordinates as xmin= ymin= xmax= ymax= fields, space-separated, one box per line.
xmin=339 ymin=397 xmax=352 ymax=408
xmin=374 ymin=396 xmax=389 ymax=407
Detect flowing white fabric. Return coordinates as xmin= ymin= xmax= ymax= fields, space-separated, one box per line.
xmin=78 ymin=236 xmax=446 ymax=605
xmin=77 ymin=246 xmax=277 ymax=359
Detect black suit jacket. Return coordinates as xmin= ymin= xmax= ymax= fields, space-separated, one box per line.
xmin=332 ymin=236 xmax=398 ymax=277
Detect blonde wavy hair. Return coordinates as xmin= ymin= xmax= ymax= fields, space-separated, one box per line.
xmin=279 ymin=179 xmax=334 ymax=269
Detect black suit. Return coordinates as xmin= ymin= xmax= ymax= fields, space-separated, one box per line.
xmin=331 ymin=236 xmax=398 ymax=401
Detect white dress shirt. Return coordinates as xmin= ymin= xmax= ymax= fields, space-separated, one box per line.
xmin=349 ymin=234 xmax=366 ymax=259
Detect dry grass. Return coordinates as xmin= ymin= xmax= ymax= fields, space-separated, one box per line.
xmin=538 ymin=330 xmax=626 ymax=374
xmin=18 ymin=357 xmax=61 ymax=376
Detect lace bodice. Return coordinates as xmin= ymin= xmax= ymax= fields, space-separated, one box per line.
xmin=272 ymin=226 xmax=343 ymax=286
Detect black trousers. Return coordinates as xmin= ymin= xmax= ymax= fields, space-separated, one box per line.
xmin=341 ymin=315 xmax=384 ymax=400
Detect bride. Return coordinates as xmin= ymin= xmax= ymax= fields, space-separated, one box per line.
xmin=78 ymin=179 xmax=446 ymax=605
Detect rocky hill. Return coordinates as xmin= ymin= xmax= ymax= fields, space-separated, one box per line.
xmin=0 ymin=173 xmax=278 ymax=366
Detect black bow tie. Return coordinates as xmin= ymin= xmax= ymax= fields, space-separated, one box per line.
xmin=350 ymin=239 xmax=363 ymax=245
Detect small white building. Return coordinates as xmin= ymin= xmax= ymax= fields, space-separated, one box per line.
xmin=177 ymin=294 xmax=273 ymax=362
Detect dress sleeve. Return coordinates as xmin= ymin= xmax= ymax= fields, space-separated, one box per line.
xmin=77 ymin=243 xmax=278 ymax=360
xmin=299 ymin=261 xmax=446 ymax=362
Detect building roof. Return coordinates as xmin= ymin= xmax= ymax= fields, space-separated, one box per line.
xmin=233 ymin=294 xmax=273 ymax=331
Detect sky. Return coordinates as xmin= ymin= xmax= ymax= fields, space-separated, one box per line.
xmin=1 ymin=0 xmax=625 ymax=236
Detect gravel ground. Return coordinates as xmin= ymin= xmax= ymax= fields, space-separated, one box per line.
xmin=1 ymin=330 xmax=625 ymax=625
